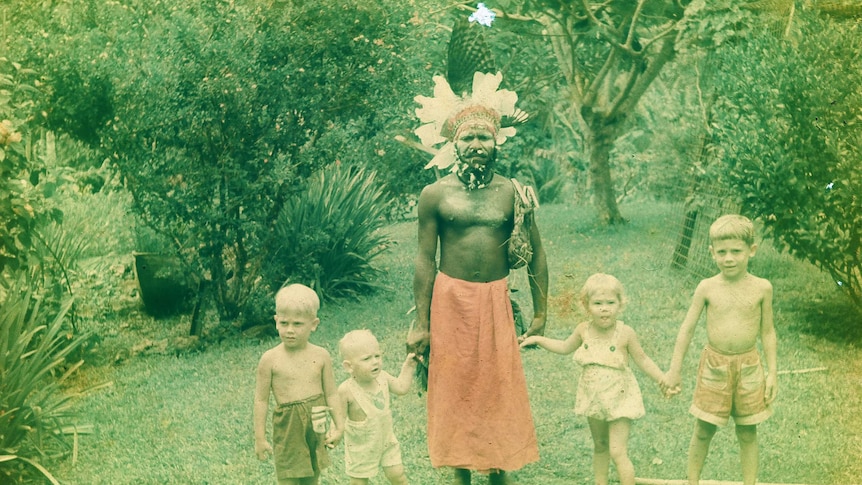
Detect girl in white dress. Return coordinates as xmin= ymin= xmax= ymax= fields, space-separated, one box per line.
xmin=521 ymin=273 xmax=669 ymax=485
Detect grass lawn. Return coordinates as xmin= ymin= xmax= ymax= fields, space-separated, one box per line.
xmin=54 ymin=201 xmax=862 ymax=484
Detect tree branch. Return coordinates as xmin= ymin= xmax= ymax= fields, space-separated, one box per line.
xmin=584 ymin=47 xmax=617 ymax=109
xmin=624 ymin=0 xmax=648 ymax=51
xmin=608 ymin=61 xmax=641 ymax=117
xmin=617 ymin=35 xmax=677 ymax=115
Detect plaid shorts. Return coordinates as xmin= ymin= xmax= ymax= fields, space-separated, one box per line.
xmin=690 ymin=345 xmax=772 ymax=426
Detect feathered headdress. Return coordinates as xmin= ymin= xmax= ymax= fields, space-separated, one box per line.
xmin=413 ymin=15 xmax=526 ymax=170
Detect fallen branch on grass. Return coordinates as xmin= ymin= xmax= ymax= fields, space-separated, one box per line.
xmin=636 ymin=479 xmax=817 ymax=485
xmin=777 ymin=366 xmax=828 ymax=375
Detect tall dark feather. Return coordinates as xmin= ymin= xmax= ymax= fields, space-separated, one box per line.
xmin=447 ymin=18 xmax=496 ymax=96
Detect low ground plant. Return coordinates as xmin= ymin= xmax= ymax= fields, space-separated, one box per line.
xmin=0 ymin=278 xmax=103 ymax=484
xmin=266 ymin=165 xmax=392 ymax=302
xmin=51 ymin=201 xmax=862 ymax=484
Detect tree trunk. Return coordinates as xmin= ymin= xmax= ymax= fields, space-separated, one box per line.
xmin=584 ymin=112 xmax=627 ymax=225
xmin=189 ymin=279 xmax=209 ymax=337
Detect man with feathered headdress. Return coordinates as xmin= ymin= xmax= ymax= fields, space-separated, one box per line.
xmin=406 ymin=18 xmax=549 ymax=482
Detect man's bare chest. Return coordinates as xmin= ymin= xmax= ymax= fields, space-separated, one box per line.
xmin=437 ymin=189 xmax=512 ymax=229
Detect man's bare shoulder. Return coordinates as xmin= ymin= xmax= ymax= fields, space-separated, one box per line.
xmin=421 ymin=174 xmax=459 ymax=194
xmin=418 ymin=177 xmax=448 ymax=206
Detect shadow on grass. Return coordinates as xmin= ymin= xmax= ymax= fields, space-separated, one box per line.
xmin=794 ymin=293 xmax=862 ymax=345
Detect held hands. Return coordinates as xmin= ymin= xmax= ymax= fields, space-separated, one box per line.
xmin=325 ymin=427 xmax=343 ymax=449
xmin=518 ymin=316 xmax=546 ymax=348
xmin=659 ymin=371 xmax=682 ymax=398
xmin=406 ymin=320 xmax=430 ymax=355
xmin=521 ymin=316 xmax=546 ymax=340
xmin=519 ymin=335 xmax=542 ymax=349
xmin=255 ymin=440 xmax=273 ymax=461
xmin=404 ymin=352 xmax=421 ymax=368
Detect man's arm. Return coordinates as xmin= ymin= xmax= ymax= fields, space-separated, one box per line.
xmin=253 ymin=353 xmax=273 ymax=460
xmin=523 ymin=219 xmax=548 ymax=338
xmin=760 ymin=281 xmax=778 ymax=404
xmin=409 ymin=185 xmax=439 ymax=354
xmin=666 ymin=282 xmax=707 ymax=389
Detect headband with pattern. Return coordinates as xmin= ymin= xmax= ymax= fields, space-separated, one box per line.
xmin=413 ymin=72 xmax=520 ymax=170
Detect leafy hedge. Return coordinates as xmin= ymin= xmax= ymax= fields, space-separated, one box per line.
xmin=15 ymin=0 xmax=435 ymax=323
xmin=0 ymin=58 xmax=61 ymax=274
xmin=709 ymin=15 xmax=862 ymax=310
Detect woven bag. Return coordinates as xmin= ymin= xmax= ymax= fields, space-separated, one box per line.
xmin=508 ymin=178 xmax=539 ymax=269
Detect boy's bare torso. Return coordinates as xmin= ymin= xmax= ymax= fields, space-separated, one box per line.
xmin=266 ymin=344 xmax=328 ymax=404
xmin=702 ymin=273 xmax=770 ymax=353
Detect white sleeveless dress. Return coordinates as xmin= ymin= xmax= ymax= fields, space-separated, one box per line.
xmin=572 ymin=324 xmax=645 ymax=421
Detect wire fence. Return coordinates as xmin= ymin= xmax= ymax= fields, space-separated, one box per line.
xmin=665 ymin=187 xmax=742 ymax=281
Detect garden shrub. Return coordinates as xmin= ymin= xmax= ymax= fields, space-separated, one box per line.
xmin=708 ymin=15 xmax=862 ymax=311
xmin=0 ymin=58 xmax=61 ymax=274
xmin=20 ymin=0 xmax=433 ymax=326
xmin=266 ymin=164 xmax=392 ymax=301
xmin=0 ymin=278 xmax=97 ymax=484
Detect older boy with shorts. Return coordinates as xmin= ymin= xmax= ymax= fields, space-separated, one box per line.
xmin=254 ymin=284 xmax=345 ymax=485
xmin=665 ymin=214 xmax=778 ymax=485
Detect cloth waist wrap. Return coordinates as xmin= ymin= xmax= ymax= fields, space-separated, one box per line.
xmin=427 ymin=272 xmax=539 ymax=471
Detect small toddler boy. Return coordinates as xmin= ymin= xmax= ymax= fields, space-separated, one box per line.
xmin=337 ymin=329 xmax=417 ymax=485
xmin=253 ymin=284 xmax=345 ymax=485
xmin=665 ymin=214 xmax=778 ymax=485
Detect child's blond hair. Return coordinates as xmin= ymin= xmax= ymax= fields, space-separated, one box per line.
xmin=709 ymin=214 xmax=755 ymax=246
xmin=274 ymin=283 xmax=320 ymax=317
xmin=579 ymin=273 xmax=627 ymax=308
xmin=339 ymin=329 xmax=377 ymax=361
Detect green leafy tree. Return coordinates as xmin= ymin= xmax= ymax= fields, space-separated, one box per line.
xmin=483 ymin=0 xmax=791 ymax=224
xmin=0 ymin=58 xmax=61 ymax=273
xmin=490 ymin=0 xmax=696 ymax=223
xmin=707 ymin=12 xmax=862 ymax=310
xmin=17 ymin=0 xmax=433 ymax=328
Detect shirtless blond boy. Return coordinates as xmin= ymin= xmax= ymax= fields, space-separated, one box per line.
xmin=337 ymin=330 xmax=417 ymax=485
xmin=665 ymin=215 xmax=778 ymax=485
xmin=254 ymin=284 xmax=345 ymax=485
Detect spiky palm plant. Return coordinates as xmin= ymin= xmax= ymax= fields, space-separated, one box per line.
xmin=0 ymin=280 xmax=97 ymax=484
xmin=269 ymin=165 xmax=392 ymax=300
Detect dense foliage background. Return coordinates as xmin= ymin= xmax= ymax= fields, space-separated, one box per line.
xmin=1 ymin=0 xmax=861 ymax=481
